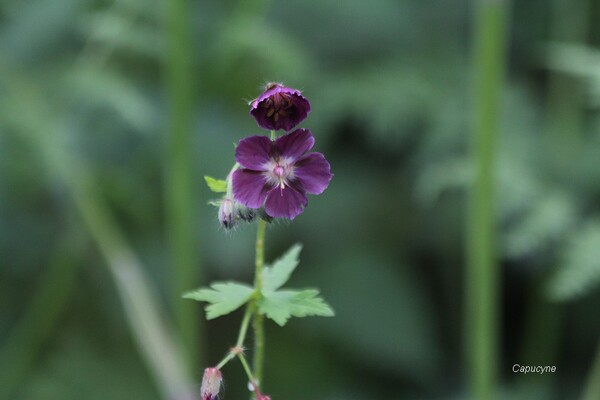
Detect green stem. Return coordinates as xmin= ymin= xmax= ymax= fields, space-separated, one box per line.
xmin=253 ymin=220 xmax=267 ymax=386
xmin=165 ymin=0 xmax=201 ymax=372
xmin=237 ymin=305 xmax=254 ymax=347
xmin=215 ymin=306 xmax=253 ymax=369
xmin=237 ymin=353 xmax=257 ymax=386
xmin=466 ymin=1 xmax=510 ymax=399
xmin=581 ymin=339 xmax=600 ymax=400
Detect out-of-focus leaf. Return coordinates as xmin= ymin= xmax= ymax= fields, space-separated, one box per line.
xmin=504 ymin=191 xmax=577 ymax=259
xmin=548 ymin=219 xmax=600 ymax=301
xmin=64 ymin=63 xmax=156 ymax=132
xmin=79 ymin=10 xmax=163 ymax=59
xmin=544 ymin=43 xmax=600 ymax=108
xmin=183 ymin=282 xmax=254 ymax=319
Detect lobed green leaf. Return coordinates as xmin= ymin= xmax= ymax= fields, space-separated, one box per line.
xmin=183 ymin=282 xmax=254 ymax=319
xmin=204 ymin=176 xmax=227 ymax=193
xmin=258 ymin=289 xmax=334 ymax=326
xmin=262 ymin=244 xmax=303 ymax=293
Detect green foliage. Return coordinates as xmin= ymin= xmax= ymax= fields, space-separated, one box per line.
xmin=183 ymin=245 xmax=333 ymax=326
xmin=204 ymin=176 xmax=227 ymax=193
xmin=547 ymin=220 xmax=600 ymax=301
xmin=182 ymin=282 xmax=254 ymax=319
xmin=258 ymin=289 xmax=334 ymax=327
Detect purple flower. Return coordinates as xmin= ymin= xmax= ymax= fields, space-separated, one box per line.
xmin=250 ymin=83 xmax=311 ymax=132
xmin=232 ymin=129 xmax=332 ymax=219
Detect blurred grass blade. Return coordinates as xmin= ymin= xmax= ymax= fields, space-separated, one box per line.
xmin=164 ymin=0 xmax=201 ymax=372
xmin=466 ymin=0 xmax=510 ymax=399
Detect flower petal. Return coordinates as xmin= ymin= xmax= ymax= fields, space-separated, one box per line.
xmin=235 ymin=135 xmax=273 ymax=170
xmin=293 ymin=152 xmax=333 ymax=195
xmin=273 ymin=128 xmax=315 ymax=162
xmin=232 ymin=169 xmax=271 ymax=208
xmin=264 ymin=185 xmax=308 ymax=219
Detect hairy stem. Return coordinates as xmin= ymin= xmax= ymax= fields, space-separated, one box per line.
xmin=466 ymin=0 xmax=510 ymax=399
xmin=253 ymin=219 xmax=267 ymax=388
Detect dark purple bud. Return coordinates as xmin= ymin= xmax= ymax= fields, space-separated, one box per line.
xmin=250 ymin=83 xmax=311 ymax=132
xmin=200 ymin=368 xmax=222 ymax=400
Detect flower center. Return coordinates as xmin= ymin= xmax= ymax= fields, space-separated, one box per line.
xmin=266 ymin=159 xmax=294 ymax=190
xmin=264 ymin=93 xmax=293 ymax=122
xmin=274 ymin=165 xmax=285 ymax=177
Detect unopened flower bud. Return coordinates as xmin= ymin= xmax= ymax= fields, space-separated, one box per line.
xmin=200 ymin=367 xmax=222 ymax=400
xmin=218 ymin=198 xmax=236 ymax=229
xmin=237 ymin=204 xmax=256 ymax=223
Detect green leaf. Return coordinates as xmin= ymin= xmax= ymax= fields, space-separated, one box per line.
xmin=262 ymin=244 xmax=302 ymax=293
xmin=258 ymin=289 xmax=334 ymax=326
xmin=204 ymin=176 xmax=227 ymax=193
xmin=183 ymin=282 xmax=254 ymax=319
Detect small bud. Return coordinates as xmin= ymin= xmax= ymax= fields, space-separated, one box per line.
xmin=218 ymin=198 xmax=236 ymax=229
xmin=257 ymin=208 xmax=273 ymax=223
xmin=237 ymin=205 xmax=256 ymax=223
xmin=200 ymin=367 xmax=222 ymax=400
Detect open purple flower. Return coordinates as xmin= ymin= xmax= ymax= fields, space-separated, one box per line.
xmin=250 ymin=83 xmax=311 ymax=132
xmin=232 ymin=129 xmax=332 ymax=219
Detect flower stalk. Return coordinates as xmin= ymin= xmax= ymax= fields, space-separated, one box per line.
xmin=466 ymin=1 xmax=510 ymax=399
xmin=252 ymin=219 xmax=267 ymax=386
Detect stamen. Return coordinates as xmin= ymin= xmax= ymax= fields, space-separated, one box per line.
xmin=266 ymin=108 xmax=275 ymax=117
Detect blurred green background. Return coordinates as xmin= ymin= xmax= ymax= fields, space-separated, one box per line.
xmin=1 ymin=0 xmax=600 ymax=399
